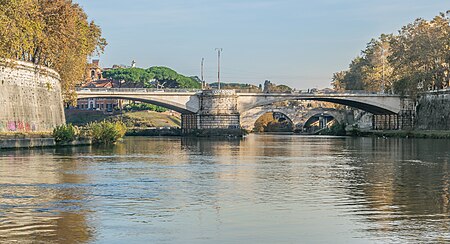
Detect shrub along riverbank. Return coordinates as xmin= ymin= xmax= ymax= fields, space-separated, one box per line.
xmin=53 ymin=121 xmax=127 ymax=145
xmin=0 ymin=121 xmax=127 ymax=149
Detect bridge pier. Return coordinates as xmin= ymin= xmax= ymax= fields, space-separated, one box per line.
xmin=182 ymin=90 xmax=242 ymax=135
xmin=372 ymin=114 xmax=399 ymax=130
xmin=372 ymin=99 xmax=416 ymax=130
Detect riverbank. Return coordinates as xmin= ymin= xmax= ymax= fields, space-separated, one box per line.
xmin=126 ymin=128 xmax=182 ymax=136
xmin=3 ymin=128 xmax=449 ymax=150
xmin=184 ymin=129 xmax=247 ymax=138
xmin=0 ymin=137 xmax=92 ymax=149
xmin=351 ymin=130 xmax=450 ymax=139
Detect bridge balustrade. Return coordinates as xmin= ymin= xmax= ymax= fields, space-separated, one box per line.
xmin=76 ymin=88 xmax=203 ymax=93
xmin=76 ymin=87 xmax=396 ymax=96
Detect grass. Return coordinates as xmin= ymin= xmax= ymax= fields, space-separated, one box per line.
xmin=120 ymin=111 xmax=181 ymax=128
xmin=65 ymin=110 xmax=181 ymax=128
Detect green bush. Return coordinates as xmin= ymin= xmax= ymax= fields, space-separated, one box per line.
xmin=87 ymin=121 xmax=127 ymax=144
xmin=53 ymin=124 xmax=79 ymax=142
xmin=348 ymin=124 xmax=362 ymax=137
xmin=123 ymin=103 xmax=168 ymax=112
xmin=327 ymin=123 xmax=347 ymax=136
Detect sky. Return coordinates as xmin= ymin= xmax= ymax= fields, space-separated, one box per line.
xmin=75 ymin=0 xmax=449 ymax=89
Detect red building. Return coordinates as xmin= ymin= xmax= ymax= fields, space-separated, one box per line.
xmin=73 ymin=59 xmax=143 ymax=113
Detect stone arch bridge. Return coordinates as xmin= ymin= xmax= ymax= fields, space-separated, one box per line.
xmin=76 ymin=88 xmax=414 ymax=132
xmin=240 ymin=106 xmax=351 ymax=131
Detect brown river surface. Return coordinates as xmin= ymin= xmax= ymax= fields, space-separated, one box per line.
xmin=0 ymin=135 xmax=449 ymax=243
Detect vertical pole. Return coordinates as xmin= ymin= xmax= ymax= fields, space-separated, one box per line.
xmin=201 ymin=58 xmax=204 ymax=90
xmin=215 ymin=48 xmax=223 ymax=90
xmin=373 ymin=115 xmax=376 ymax=130
xmin=381 ymin=48 xmax=385 ymax=94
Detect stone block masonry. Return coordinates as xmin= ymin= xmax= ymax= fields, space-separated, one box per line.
xmin=416 ymin=90 xmax=450 ymax=130
xmin=182 ymin=90 xmax=241 ymax=134
xmin=0 ymin=59 xmax=65 ymax=132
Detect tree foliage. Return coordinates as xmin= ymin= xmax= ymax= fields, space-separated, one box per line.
xmin=123 ymin=103 xmax=168 ymax=113
xmin=390 ymin=14 xmax=450 ymax=95
xmin=87 ymin=121 xmax=127 ymax=144
xmin=102 ymin=68 xmax=154 ymax=87
xmin=53 ymin=124 xmax=79 ymax=142
xmin=332 ymin=34 xmax=394 ymax=92
xmin=0 ymin=0 xmax=106 ymax=103
xmin=103 ymin=66 xmax=201 ymax=89
xmin=263 ymin=80 xmax=293 ymax=93
xmin=147 ymin=66 xmax=201 ymax=88
xmin=253 ymin=112 xmax=293 ymax=132
xmin=333 ymin=12 xmax=450 ymax=97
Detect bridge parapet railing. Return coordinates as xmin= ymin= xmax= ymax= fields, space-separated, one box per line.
xmin=291 ymin=90 xmax=388 ymax=95
xmin=236 ymin=89 xmax=393 ymax=95
xmin=76 ymin=88 xmax=203 ymax=93
xmin=421 ymin=87 xmax=450 ymax=95
xmin=76 ymin=88 xmax=397 ymax=96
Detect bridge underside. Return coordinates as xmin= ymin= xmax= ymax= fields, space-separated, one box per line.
xmin=307 ymin=98 xmax=396 ymax=115
xmin=76 ymin=95 xmax=197 ymax=114
xmin=238 ymin=96 xmax=401 ymax=115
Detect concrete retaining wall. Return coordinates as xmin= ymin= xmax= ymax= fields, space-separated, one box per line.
xmin=0 ymin=138 xmax=56 ymax=149
xmin=0 ymin=138 xmax=92 ymax=149
xmin=416 ymin=90 xmax=450 ymax=130
xmin=0 ymin=59 xmax=65 ymax=132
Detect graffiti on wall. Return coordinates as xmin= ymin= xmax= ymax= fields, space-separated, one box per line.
xmin=4 ymin=121 xmax=37 ymax=132
xmin=7 ymin=121 xmax=15 ymax=131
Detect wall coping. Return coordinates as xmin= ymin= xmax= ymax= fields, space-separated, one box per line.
xmin=0 ymin=58 xmax=61 ymax=81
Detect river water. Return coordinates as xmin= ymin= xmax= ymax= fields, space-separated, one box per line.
xmin=0 ymin=135 xmax=449 ymax=243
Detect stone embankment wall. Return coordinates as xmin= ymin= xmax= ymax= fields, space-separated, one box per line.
xmin=0 ymin=59 xmax=65 ymax=132
xmin=416 ymin=90 xmax=450 ymax=130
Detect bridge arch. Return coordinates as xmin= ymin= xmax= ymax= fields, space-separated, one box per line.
xmin=302 ymin=112 xmax=339 ymax=132
xmin=76 ymin=94 xmax=199 ymax=114
xmin=241 ymin=107 xmax=298 ymax=131
xmin=237 ymin=94 xmax=402 ymax=115
xmin=253 ymin=111 xmax=294 ymax=132
xmin=299 ymin=109 xmax=347 ymax=127
xmin=240 ymin=106 xmax=349 ymax=131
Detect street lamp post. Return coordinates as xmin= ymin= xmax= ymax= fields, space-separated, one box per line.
xmin=381 ymin=47 xmax=386 ymax=94
xmin=215 ymin=48 xmax=223 ymax=90
xmin=201 ymin=58 xmax=205 ymax=90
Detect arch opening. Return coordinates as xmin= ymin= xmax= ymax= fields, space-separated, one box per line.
xmin=301 ymin=113 xmax=342 ymax=134
xmin=77 ymin=95 xmax=194 ymax=114
xmin=241 ymin=96 xmax=399 ymax=115
xmin=253 ymin=112 xmax=294 ymax=133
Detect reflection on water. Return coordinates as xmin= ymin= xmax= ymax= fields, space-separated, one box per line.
xmin=0 ymin=135 xmax=449 ymax=243
xmin=0 ymin=148 xmax=92 ymax=243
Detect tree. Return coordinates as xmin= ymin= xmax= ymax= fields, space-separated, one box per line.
xmin=362 ymin=34 xmax=395 ymax=92
xmin=0 ymin=0 xmax=106 ymax=103
xmin=0 ymin=0 xmax=43 ymax=63
xmin=263 ymin=80 xmax=293 ymax=93
xmin=147 ymin=66 xmax=201 ymax=88
xmin=102 ymin=66 xmax=201 ymax=89
xmin=331 ymin=71 xmax=347 ymax=91
xmin=103 ymin=68 xmax=155 ymax=87
xmin=332 ymin=11 xmax=450 ymax=97
xmin=390 ymin=13 xmax=450 ymax=95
